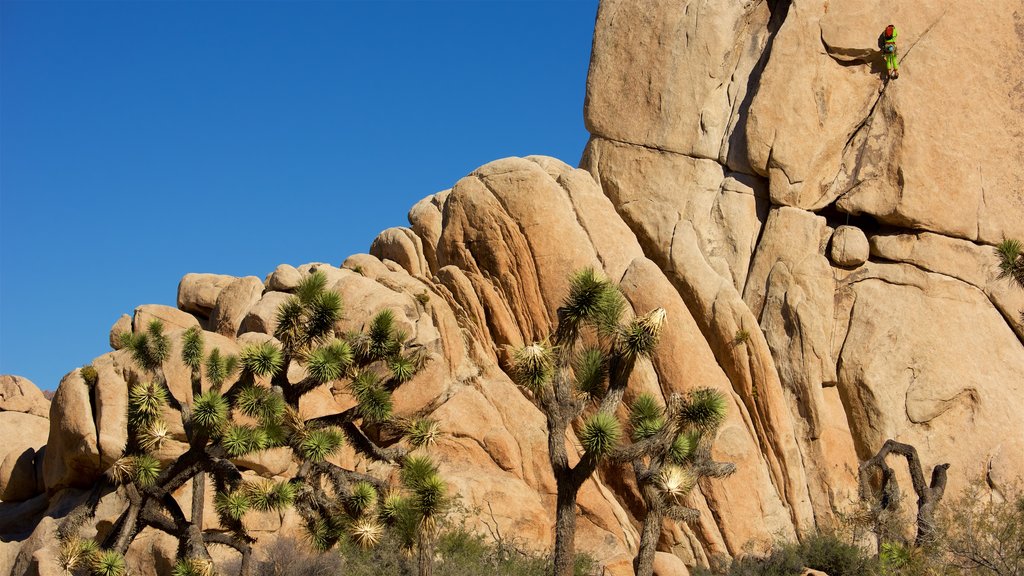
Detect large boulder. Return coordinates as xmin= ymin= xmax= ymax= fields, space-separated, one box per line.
xmin=0 ymin=412 xmax=49 ymax=501
xmin=0 ymin=376 xmax=49 ymax=418
xmin=177 ymin=273 xmax=237 ymax=317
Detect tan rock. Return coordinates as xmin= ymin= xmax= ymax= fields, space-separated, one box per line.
xmin=42 ymin=369 xmax=101 ymax=491
xmin=109 ymin=313 xmax=132 ymax=350
xmin=584 ymin=0 xmax=774 ymax=171
xmin=370 ymin=226 xmax=430 ymax=278
xmin=0 ymin=412 xmax=48 ymax=501
xmin=582 ymin=138 xmax=768 ymax=291
xmin=0 ymin=375 xmax=49 ymax=418
xmin=240 ymin=291 xmax=292 ymax=335
xmin=132 ymin=304 xmax=200 ymax=333
xmin=209 ymin=276 xmax=264 ymax=337
xmin=408 ymin=190 xmax=449 ymax=275
xmin=830 ymin=226 xmax=869 ymax=267
xmin=266 ymin=264 xmax=302 ymax=292
xmin=177 ymin=273 xmax=237 ymax=317
xmin=836 ymin=262 xmax=1024 ymax=495
xmin=232 ymin=447 xmax=292 ymax=477
xmin=653 ymin=552 xmax=690 ymax=576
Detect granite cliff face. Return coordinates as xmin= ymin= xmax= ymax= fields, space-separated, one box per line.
xmin=3 ymin=1 xmax=1023 ymax=575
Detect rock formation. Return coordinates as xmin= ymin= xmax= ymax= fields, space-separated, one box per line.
xmin=3 ymin=1 xmax=1023 ymax=575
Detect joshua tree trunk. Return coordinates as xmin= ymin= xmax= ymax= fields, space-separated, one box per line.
xmin=553 ymin=477 xmax=579 ymax=576
xmin=633 ymin=480 xmax=664 ymax=576
xmin=859 ymin=439 xmax=950 ymax=547
xmin=417 ymin=527 xmax=434 ymax=576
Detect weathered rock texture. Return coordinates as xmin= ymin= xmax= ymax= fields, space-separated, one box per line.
xmin=3 ymin=1 xmax=1024 ymax=575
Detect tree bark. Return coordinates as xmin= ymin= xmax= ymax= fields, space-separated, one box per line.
xmin=633 ymin=481 xmax=664 ymax=576
xmin=859 ymin=439 xmax=950 ymax=546
xmin=552 ymin=476 xmax=579 ymax=576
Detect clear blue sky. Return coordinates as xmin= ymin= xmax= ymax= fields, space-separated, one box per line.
xmin=1 ymin=0 xmax=598 ymax=390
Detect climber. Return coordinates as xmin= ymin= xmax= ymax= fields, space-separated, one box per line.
xmin=878 ymin=24 xmax=899 ymax=79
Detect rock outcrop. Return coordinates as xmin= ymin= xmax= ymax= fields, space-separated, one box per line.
xmin=3 ymin=1 xmax=1023 ymax=575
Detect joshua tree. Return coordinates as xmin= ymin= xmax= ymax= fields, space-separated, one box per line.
xmin=616 ymin=388 xmax=735 ymax=576
xmin=859 ymin=439 xmax=949 ymax=548
xmin=510 ymin=268 xmax=666 ymax=576
xmin=996 ymin=238 xmax=1024 ymax=289
xmin=55 ymin=270 xmax=436 ymax=576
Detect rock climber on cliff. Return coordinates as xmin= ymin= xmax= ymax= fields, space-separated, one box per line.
xmin=878 ymin=24 xmax=899 ymax=79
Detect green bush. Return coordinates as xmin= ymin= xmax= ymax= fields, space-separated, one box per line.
xmin=249 ymin=529 xmax=600 ymax=576
xmin=693 ymin=533 xmax=878 ymax=576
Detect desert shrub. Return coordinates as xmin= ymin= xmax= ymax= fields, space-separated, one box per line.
xmin=248 ymin=530 xmax=600 ymax=576
xmin=692 ymin=533 xmax=878 ymax=576
xmin=940 ymin=481 xmax=1024 ymax=575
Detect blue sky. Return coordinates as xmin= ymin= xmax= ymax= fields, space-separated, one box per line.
xmin=1 ymin=0 xmax=598 ymax=390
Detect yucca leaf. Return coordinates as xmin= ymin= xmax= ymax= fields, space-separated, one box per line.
xmin=306 ymin=345 xmax=345 ymax=383
xmin=348 ymin=481 xmax=378 ymax=516
xmin=307 ymin=290 xmax=343 ymax=342
xmin=355 ymin=384 xmax=393 ymax=423
xmin=379 ymin=490 xmax=409 ymax=524
xmin=138 ymin=420 xmax=170 ymax=452
xmin=658 ymin=465 xmax=697 ymax=502
xmin=240 ymin=341 xmax=284 ymax=378
xmin=350 ymin=519 xmax=384 ymax=549
xmin=401 ymin=454 xmax=438 ymax=489
xmin=132 ymin=454 xmax=162 ymax=487
xmin=274 ymin=296 xmax=304 ymax=344
xmin=573 ymin=348 xmax=607 ymax=397
xmin=556 ymin=268 xmax=608 ymax=343
xmin=669 ymin=431 xmax=698 ymax=464
xmin=681 ymin=388 xmax=727 ymax=431
xmin=620 ymin=308 xmax=666 ymax=359
xmin=128 ymin=382 xmax=168 ymax=427
xmin=192 ymin=391 xmax=229 ymax=433
xmin=215 ymin=490 xmax=251 ymax=521
xmin=579 ymin=412 xmax=622 ymax=458
xmin=91 ymin=549 xmax=126 ymax=576
xmin=300 ymin=427 xmax=344 ymax=462
xmin=407 ymin=418 xmax=440 ymax=448
xmin=388 ymin=356 xmax=416 ymax=383
xmin=296 ymin=270 xmax=328 ymax=304
xmin=181 ymin=327 xmax=204 ymax=369
xmin=511 ymin=342 xmax=553 ymax=393
xmin=413 ymin=473 xmax=447 ymax=519
xmin=369 ymin=309 xmax=395 ymax=347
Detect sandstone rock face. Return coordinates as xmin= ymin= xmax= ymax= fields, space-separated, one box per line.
xmin=6 ymin=1 xmax=1024 ymax=574
xmin=0 ymin=376 xmax=49 ymax=419
xmin=0 ymin=412 xmax=49 ymax=501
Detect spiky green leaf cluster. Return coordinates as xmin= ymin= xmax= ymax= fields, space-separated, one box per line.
xmin=171 ymin=558 xmax=215 ymax=576
xmin=620 ymin=308 xmax=666 ymax=360
xmin=306 ymin=339 xmax=353 ymax=383
xmin=132 ymin=454 xmax=162 ymax=487
xmin=579 ymin=411 xmax=622 ymax=458
xmin=221 ymin=424 xmax=269 ymax=457
xmin=629 ymin=393 xmax=665 ymax=440
xmin=681 ymin=388 xmax=727 ymax=431
xmin=181 ymin=326 xmax=204 ymax=369
xmin=235 ymin=385 xmax=285 ymax=425
xmin=347 ymin=481 xmax=378 ymax=516
xmin=299 ymin=427 xmax=345 ymax=462
xmin=275 ymin=271 xmax=345 ymax=352
xmin=192 ymin=391 xmax=229 ymax=433
xmin=351 ymin=372 xmax=393 ymax=423
xmin=379 ymin=490 xmax=409 ymax=524
xmin=367 ymin=309 xmax=398 ymax=360
xmin=205 ymin=348 xmax=239 ymax=390
xmin=122 ymin=320 xmax=171 ymax=371
xmin=573 ymin=348 xmax=607 ymax=397
xmin=303 ymin=516 xmax=343 ymax=552
xmin=244 ymin=479 xmax=295 ymax=512
xmin=91 ymin=549 xmax=126 ymax=576
xmin=128 ymin=382 xmax=168 ymax=428
xmin=215 ymin=490 xmax=251 ymax=521
xmin=413 ymin=474 xmax=447 ymax=519
xmin=240 ymin=341 xmax=284 ymax=378
xmin=388 ymin=356 xmax=416 ymax=383
xmin=401 ymin=454 xmax=439 ymax=489
xmin=511 ymin=342 xmax=554 ymax=393
xmin=407 ymin=418 xmax=440 ymax=448
xmin=58 ymin=537 xmax=99 ymax=574
xmin=996 ymin=238 xmax=1024 ymax=288
xmin=669 ymin=430 xmax=699 ymax=465
xmin=556 ymin=268 xmax=625 ymax=342
xmin=80 ymin=365 xmax=99 ymax=388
